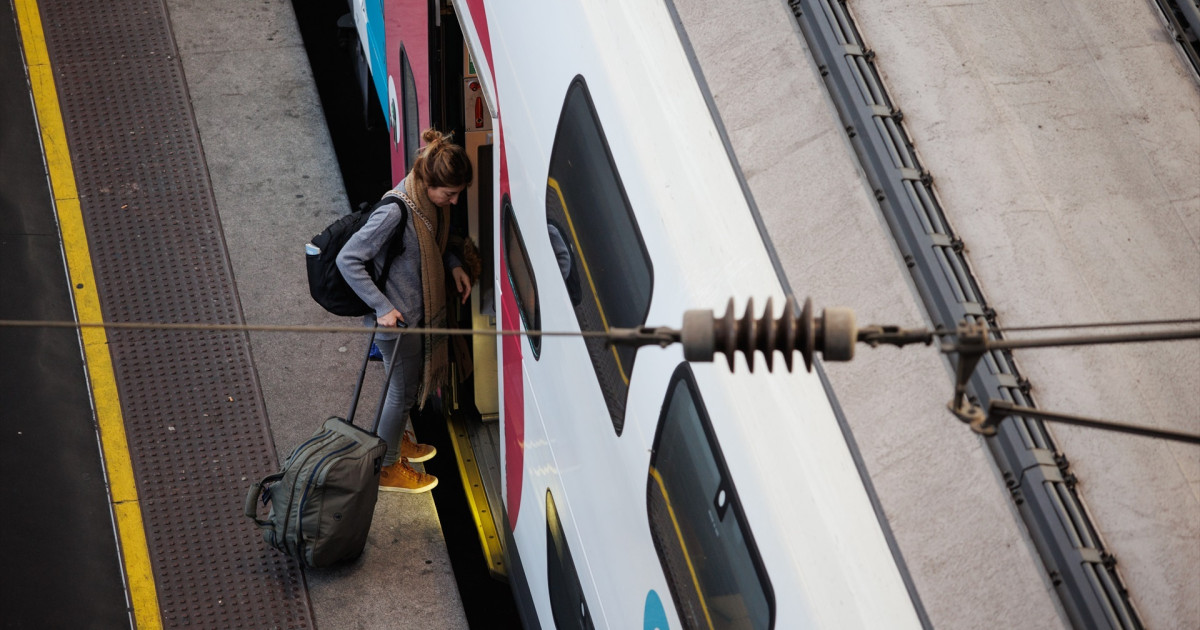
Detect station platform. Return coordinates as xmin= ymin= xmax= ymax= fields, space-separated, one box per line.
xmin=4 ymin=0 xmax=1196 ymax=627
xmin=0 ymin=0 xmax=468 ymax=627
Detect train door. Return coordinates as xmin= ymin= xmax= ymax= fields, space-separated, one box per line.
xmin=349 ymin=0 xmax=509 ymax=592
xmin=428 ymin=1 xmax=507 ymax=581
xmin=432 ymin=4 xmax=598 ymax=625
xmin=460 ymin=56 xmax=496 ymax=421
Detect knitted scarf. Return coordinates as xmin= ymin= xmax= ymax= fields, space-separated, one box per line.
xmin=399 ymin=173 xmax=451 ymax=408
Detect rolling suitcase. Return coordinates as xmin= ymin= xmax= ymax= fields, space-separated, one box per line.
xmin=245 ymin=330 xmax=397 ymax=567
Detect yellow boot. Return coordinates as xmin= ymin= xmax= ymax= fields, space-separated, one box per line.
xmin=400 ymin=430 xmax=436 ymax=463
xmin=379 ymin=458 xmax=437 ymax=493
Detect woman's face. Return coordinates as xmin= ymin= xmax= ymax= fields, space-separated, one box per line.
xmin=426 ymin=184 xmax=466 ymax=208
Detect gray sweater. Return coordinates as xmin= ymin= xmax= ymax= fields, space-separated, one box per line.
xmin=335 ymin=200 xmax=460 ymax=334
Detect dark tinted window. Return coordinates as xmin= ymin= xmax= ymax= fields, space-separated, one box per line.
xmin=545 ymin=77 xmax=653 ymax=434
xmin=547 ymin=490 xmax=594 ymax=630
xmin=400 ymin=45 xmax=419 ymax=172
xmin=648 ymin=365 xmax=773 ymax=630
xmin=503 ymin=200 xmax=540 ymax=357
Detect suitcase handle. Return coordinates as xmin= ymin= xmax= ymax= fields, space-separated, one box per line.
xmin=344 ymin=328 xmax=375 ymax=425
xmin=345 ymin=325 xmax=403 ymax=435
xmin=244 ymin=471 xmax=285 ymax=527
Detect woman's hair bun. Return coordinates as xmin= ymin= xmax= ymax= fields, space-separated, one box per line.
xmin=422 ymin=128 xmax=445 ymax=145
xmin=414 ymin=128 xmax=472 ymax=189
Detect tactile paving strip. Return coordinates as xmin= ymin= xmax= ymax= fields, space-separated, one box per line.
xmin=36 ymin=0 xmax=314 ymax=626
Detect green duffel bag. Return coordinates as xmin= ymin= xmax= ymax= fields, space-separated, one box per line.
xmin=246 ymin=417 xmax=386 ymax=567
xmin=245 ymin=331 xmax=393 ymax=567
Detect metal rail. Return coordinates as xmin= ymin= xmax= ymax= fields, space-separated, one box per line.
xmin=1151 ymin=0 xmax=1200 ymax=82
xmin=785 ymin=0 xmax=1144 ymax=627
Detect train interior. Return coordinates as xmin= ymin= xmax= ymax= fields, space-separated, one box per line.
xmin=425 ymin=6 xmax=508 ymax=581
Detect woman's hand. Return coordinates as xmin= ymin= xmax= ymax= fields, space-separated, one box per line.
xmin=452 ymin=267 xmax=472 ymax=304
xmin=377 ymin=309 xmax=406 ymax=328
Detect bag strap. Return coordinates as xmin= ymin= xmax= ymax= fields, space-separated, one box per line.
xmin=244 ymin=471 xmax=285 ymax=527
xmin=396 ymin=190 xmax=432 ymax=234
xmin=374 ymin=195 xmax=406 ymax=287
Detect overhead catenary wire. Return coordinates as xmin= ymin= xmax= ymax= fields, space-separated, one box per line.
xmin=961 ymin=328 xmax=1200 ymax=351
xmin=982 ymin=317 xmax=1200 ymax=333
xmin=0 ymin=319 xmax=611 ymax=338
xmin=2 ymin=316 xmax=1198 ymax=347
xmin=888 ymin=318 xmax=1200 ymax=339
xmin=4 ymin=314 xmax=1197 ymax=447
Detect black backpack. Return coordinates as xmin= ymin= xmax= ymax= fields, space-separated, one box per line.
xmin=306 ymin=195 xmax=406 ymax=316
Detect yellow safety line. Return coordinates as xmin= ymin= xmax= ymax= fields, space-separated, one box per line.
xmin=649 ymin=467 xmax=715 ymax=630
xmin=446 ymin=413 xmax=507 ymax=580
xmin=13 ymin=1 xmax=162 ymax=628
xmin=546 ymin=177 xmax=630 ymax=384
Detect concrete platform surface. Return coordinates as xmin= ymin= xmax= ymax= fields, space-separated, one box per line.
xmin=165 ymin=0 xmax=468 ymax=627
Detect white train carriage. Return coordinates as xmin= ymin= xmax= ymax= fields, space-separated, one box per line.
xmin=348 ymin=0 xmax=925 ymax=627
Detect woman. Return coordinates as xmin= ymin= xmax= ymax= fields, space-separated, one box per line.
xmin=336 ymin=128 xmax=473 ymax=493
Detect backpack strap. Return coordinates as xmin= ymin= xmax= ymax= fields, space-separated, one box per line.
xmin=370 ymin=194 xmax=407 ymax=289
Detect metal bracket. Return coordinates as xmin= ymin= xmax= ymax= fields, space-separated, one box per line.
xmin=941 ymin=324 xmax=1200 ymax=444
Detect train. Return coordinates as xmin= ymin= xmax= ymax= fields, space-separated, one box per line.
xmin=344 ymin=0 xmax=926 ymax=627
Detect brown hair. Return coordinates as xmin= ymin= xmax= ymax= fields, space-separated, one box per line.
xmin=413 ymin=128 xmax=473 ymax=189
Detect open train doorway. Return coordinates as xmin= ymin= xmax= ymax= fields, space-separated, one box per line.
xmin=292 ymin=0 xmax=517 ymax=625
xmin=415 ymin=3 xmax=515 ymax=622
xmin=426 ymin=0 xmax=508 ymax=585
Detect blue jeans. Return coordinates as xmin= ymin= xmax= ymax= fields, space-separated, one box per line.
xmin=374 ymin=333 xmax=422 ymax=466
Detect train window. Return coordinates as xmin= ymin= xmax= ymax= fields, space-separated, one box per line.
xmin=399 ymin=44 xmax=419 ymax=172
xmin=545 ymin=76 xmax=653 ymax=435
xmin=647 ymin=364 xmax=774 ymax=630
xmin=546 ymin=490 xmax=595 ymax=630
xmin=503 ymin=199 xmax=541 ymax=357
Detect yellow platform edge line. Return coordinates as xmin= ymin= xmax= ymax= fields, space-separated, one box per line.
xmin=12 ymin=1 xmax=162 ymax=628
